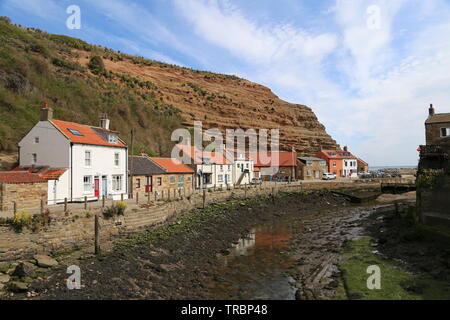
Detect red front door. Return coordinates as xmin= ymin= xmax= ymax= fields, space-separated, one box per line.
xmin=94 ymin=178 xmax=100 ymax=197
xmin=145 ymin=176 xmax=152 ymax=193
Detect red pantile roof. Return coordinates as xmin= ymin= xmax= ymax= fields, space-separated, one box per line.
xmin=0 ymin=172 xmax=47 ymax=184
xmin=175 ymin=145 xmax=232 ymax=165
xmin=149 ymin=158 xmax=194 ymax=174
xmin=317 ymin=150 xmax=357 ymax=160
xmin=50 ymin=120 xmax=126 ymax=148
xmin=249 ymin=152 xmax=298 ymax=167
xmin=12 ymin=167 xmax=68 ymax=180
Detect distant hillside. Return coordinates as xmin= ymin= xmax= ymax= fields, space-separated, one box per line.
xmin=0 ymin=18 xmax=339 ymax=160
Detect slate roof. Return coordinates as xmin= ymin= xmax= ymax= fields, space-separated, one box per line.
xmin=129 ymin=156 xmax=166 ymax=175
xmin=425 ymin=113 xmax=450 ymax=124
xmin=298 ymin=157 xmax=325 ymax=162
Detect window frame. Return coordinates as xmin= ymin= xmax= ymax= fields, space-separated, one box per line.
xmin=440 ymin=127 xmax=450 ymax=137
xmin=85 ymin=150 xmax=92 ymax=167
xmin=83 ymin=175 xmax=92 ymax=193
xmin=112 ymin=175 xmax=123 ymax=192
xmin=114 ymin=152 xmax=120 ymax=167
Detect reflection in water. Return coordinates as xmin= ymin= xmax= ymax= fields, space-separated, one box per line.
xmin=206 ymin=214 xmax=302 ymax=300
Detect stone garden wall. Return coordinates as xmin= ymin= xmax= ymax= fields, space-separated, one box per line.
xmin=0 ymin=181 xmax=380 ymax=263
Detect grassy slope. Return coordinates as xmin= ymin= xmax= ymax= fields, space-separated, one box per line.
xmin=0 ymin=21 xmax=187 ymax=156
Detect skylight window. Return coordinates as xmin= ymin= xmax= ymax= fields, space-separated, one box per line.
xmin=68 ymin=128 xmax=83 ymax=136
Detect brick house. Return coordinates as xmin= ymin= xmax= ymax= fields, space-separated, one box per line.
xmin=129 ymin=156 xmax=194 ymax=196
xmin=297 ymin=157 xmax=327 ymax=180
xmin=316 ymin=147 xmax=358 ymax=178
xmin=425 ymin=104 xmax=450 ymax=145
xmin=0 ymin=172 xmax=48 ymax=211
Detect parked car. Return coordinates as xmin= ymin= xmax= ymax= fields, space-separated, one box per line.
xmin=251 ymin=177 xmax=262 ymax=185
xmin=322 ymin=173 xmax=336 ymax=180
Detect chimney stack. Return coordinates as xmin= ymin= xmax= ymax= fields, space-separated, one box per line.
xmin=429 ymin=104 xmax=435 ymax=116
xmin=40 ymin=102 xmax=53 ymax=121
xmin=343 ymin=146 xmax=348 ymax=152
xmin=100 ymin=113 xmax=110 ymax=130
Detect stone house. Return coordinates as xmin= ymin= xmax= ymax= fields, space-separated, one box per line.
xmin=129 ymin=156 xmax=194 ymax=197
xmin=249 ymin=151 xmax=298 ymax=181
xmin=357 ymin=158 xmax=369 ymax=173
xmin=148 ymin=157 xmax=194 ymax=194
xmin=0 ymin=172 xmax=48 ymax=211
xmin=417 ymin=104 xmax=450 ymax=226
xmin=18 ymin=106 xmax=128 ymax=203
xmin=425 ymin=104 xmax=450 ymax=145
xmin=297 ymin=157 xmax=327 ymax=180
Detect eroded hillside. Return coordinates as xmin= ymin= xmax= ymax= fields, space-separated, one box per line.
xmin=0 ymin=19 xmax=339 ymax=161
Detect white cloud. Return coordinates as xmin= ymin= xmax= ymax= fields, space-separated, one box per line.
xmin=173 ymin=0 xmax=450 ymax=166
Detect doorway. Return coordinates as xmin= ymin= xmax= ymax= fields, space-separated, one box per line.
xmin=94 ymin=177 xmax=100 ymax=198
xmin=102 ymin=176 xmax=107 ymax=197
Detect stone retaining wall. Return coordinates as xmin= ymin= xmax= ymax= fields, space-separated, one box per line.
xmin=0 ymin=181 xmax=380 ymax=262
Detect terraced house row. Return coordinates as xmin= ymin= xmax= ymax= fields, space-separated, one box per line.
xmin=0 ymin=105 xmax=368 ymax=211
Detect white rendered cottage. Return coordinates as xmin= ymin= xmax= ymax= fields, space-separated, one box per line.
xmin=17 ymin=107 xmax=128 ymax=203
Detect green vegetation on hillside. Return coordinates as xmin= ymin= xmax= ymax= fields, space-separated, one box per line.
xmin=0 ymin=19 xmax=241 ymax=155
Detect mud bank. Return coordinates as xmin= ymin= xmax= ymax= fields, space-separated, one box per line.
xmin=6 ymin=191 xmax=352 ymax=300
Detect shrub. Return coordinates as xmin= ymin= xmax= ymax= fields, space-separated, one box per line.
xmin=12 ymin=210 xmax=32 ymax=232
xmin=0 ymin=16 xmax=11 ymax=24
xmin=116 ymin=201 xmax=127 ymax=215
xmin=102 ymin=202 xmax=127 ymax=219
xmin=88 ymin=55 xmax=105 ymax=75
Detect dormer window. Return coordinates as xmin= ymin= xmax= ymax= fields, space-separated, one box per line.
xmin=108 ymin=134 xmax=118 ymax=144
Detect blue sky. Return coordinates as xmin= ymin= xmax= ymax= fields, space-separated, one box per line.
xmin=2 ymin=0 xmax=450 ymax=166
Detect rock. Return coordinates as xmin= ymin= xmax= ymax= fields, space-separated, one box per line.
xmin=0 ymin=263 xmax=10 ymax=274
xmin=8 ymin=281 xmax=29 ymax=293
xmin=0 ymin=274 xmax=11 ymax=284
xmin=12 ymin=262 xmax=36 ymax=278
xmin=33 ymin=255 xmax=59 ymax=268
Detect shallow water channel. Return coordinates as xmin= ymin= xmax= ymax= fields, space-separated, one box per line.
xmin=204 ymin=211 xmax=308 ymax=300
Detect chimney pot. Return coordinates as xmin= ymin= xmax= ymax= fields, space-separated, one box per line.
xmin=100 ymin=113 xmax=110 ymax=130
xmin=40 ymin=103 xmax=53 ymax=121
xmin=429 ymin=104 xmax=435 ymax=116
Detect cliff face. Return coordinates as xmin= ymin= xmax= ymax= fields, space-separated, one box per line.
xmin=0 ymin=20 xmax=339 ymax=159
xmin=73 ymin=52 xmax=339 ymax=153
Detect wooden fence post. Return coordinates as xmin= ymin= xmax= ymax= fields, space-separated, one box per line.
xmin=13 ymin=201 xmax=17 ymax=214
xmin=147 ymin=192 xmax=151 ymax=204
xmin=94 ymin=213 xmax=100 ymax=255
xmin=203 ymin=189 xmax=206 ymax=209
xmin=245 ymin=183 xmax=247 ymax=198
xmin=64 ymin=198 xmax=68 ymax=212
xmin=84 ymin=196 xmax=87 ymax=210
xmin=121 ymin=194 xmax=124 ymax=201
xmin=136 ymin=192 xmax=139 ymax=204
xmin=40 ymin=199 xmax=44 ymax=214
xmin=102 ymin=196 xmax=105 ymax=208
xmin=155 ymin=192 xmax=157 ymax=202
